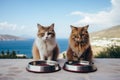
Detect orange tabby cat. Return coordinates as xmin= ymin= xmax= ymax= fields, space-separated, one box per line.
xmin=67 ymin=25 xmax=93 ymax=63
xmin=32 ymin=23 xmax=59 ymax=61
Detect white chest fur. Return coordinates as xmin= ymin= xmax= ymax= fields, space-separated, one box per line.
xmin=35 ymin=37 xmax=56 ymax=57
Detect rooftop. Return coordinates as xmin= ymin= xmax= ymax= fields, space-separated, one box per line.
xmin=0 ymin=59 xmax=120 ymax=80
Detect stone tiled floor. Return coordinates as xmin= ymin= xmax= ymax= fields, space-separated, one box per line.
xmin=0 ymin=59 xmax=120 ymax=80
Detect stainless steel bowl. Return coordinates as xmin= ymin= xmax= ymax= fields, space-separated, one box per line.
xmin=63 ymin=61 xmax=97 ymax=73
xmin=26 ymin=60 xmax=61 ymax=73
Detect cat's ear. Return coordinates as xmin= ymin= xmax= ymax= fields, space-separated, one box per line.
xmin=37 ymin=23 xmax=43 ymax=29
xmin=84 ymin=25 xmax=89 ymax=30
xmin=70 ymin=25 xmax=77 ymax=30
xmin=49 ymin=23 xmax=54 ymax=30
xmin=50 ymin=23 xmax=54 ymax=27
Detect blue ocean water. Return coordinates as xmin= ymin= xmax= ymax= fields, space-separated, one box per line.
xmin=0 ymin=39 xmax=68 ymax=58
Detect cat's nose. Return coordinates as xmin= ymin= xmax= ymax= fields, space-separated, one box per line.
xmin=75 ymin=38 xmax=80 ymax=42
xmin=77 ymin=38 xmax=80 ymax=41
xmin=46 ymin=37 xmax=48 ymax=39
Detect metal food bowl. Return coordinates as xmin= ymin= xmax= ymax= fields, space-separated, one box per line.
xmin=26 ymin=60 xmax=61 ymax=73
xmin=63 ymin=61 xmax=97 ymax=73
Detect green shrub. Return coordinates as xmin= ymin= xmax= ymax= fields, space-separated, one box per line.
xmin=95 ymin=45 xmax=120 ymax=58
xmin=0 ymin=50 xmax=27 ymax=59
xmin=63 ymin=53 xmax=66 ymax=59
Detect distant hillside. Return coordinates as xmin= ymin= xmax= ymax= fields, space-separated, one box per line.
xmin=0 ymin=34 xmax=25 ymax=41
xmin=90 ymin=25 xmax=120 ymax=39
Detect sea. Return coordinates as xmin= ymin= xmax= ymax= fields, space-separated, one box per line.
xmin=0 ymin=39 xmax=68 ymax=58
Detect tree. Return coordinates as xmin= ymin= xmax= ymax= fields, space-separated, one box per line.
xmin=11 ymin=50 xmax=17 ymax=58
xmin=1 ymin=50 xmax=5 ymax=56
xmin=6 ymin=50 xmax=10 ymax=58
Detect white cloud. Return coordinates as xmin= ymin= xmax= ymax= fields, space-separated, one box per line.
xmin=0 ymin=22 xmax=35 ymax=37
xmin=70 ymin=0 xmax=120 ymax=30
xmin=0 ymin=22 xmax=17 ymax=30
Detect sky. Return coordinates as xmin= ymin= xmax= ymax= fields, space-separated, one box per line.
xmin=0 ymin=0 xmax=120 ymax=39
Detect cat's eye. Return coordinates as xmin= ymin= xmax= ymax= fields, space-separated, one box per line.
xmin=48 ymin=32 xmax=52 ymax=35
xmin=85 ymin=31 xmax=88 ymax=33
xmin=40 ymin=33 xmax=44 ymax=36
xmin=74 ymin=35 xmax=77 ymax=38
